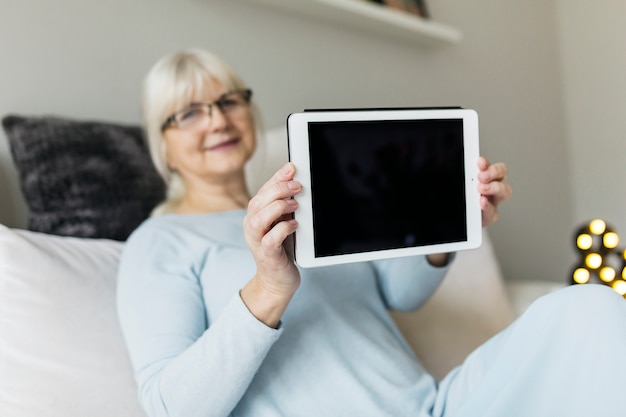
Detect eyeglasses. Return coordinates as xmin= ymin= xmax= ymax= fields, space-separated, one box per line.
xmin=161 ymin=89 xmax=253 ymax=132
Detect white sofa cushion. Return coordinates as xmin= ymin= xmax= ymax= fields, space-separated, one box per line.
xmin=0 ymin=225 xmax=147 ymax=417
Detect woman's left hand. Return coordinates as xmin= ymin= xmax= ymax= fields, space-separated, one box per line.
xmin=477 ymin=156 xmax=512 ymax=227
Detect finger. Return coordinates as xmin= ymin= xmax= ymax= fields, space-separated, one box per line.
xmin=248 ymin=179 xmax=301 ymax=217
xmin=490 ymin=162 xmax=508 ymax=180
xmin=256 ymin=162 xmax=296 ymax=195
xmin=249 ymin=163 xmax=301 ymax=215
xmin=246 ymin=198 xmax=298 ymax=241
xmin=478 ymin=181 xmax=512 ymax=203
xmin=478 ymin=162 xmax=508 ymax=183
xmin=254 ymin=219 xmax=299 ymax=273
xmin=477 ymin=156 xmax=490 ymax=171
xmin=261 ymin=219 xmax=298 ymax=255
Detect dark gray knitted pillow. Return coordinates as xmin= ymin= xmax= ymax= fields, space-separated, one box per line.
xmin=2 ymin=115 xmax=166 ymax=241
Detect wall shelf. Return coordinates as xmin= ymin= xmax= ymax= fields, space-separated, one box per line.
xmin=239 ymin=0 xmax=462 ymax=47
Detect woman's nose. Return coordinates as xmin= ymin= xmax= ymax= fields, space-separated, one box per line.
xmin=207 ymin=105 xmax=228 ymax=130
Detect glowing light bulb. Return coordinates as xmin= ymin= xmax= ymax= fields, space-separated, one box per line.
xmin=571 ymin=220 xmax=625 ymax=294
xmin=585 ymin=253 xmax=602 ymax=269
xmin=576 ymin=234 xmax=593 ymax=250
xmin=589 ymin=219 xmax=607 ymax=235
xmin=603 ymin=232 xmax=619 ymax=249
xmin=612 ymin=280 xmax=626 ymax=296
xmin=599 ymin=266 xmax=616 ymax=282
xmin=573 ymin=268 xmax=590 ymax=284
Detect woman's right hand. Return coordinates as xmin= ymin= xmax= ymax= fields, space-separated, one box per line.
xmin=241 ymin=162 xmax=302 ymax=328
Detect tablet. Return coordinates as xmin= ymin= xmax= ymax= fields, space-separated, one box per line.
xmin=286 ymin=107 xmax=482 ymax=268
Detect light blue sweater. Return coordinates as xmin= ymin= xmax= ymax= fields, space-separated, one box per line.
xmin=116 ymin=210 xmax=451 ymax=417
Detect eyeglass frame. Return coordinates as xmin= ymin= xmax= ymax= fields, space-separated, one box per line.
xmin=160 ymin=88 xmax=253 ymax=132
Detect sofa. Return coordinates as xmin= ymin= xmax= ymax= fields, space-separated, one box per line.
xmin=0 ymin=115 xmax=565 ymax=417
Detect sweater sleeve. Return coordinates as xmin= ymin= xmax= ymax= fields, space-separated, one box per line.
xmin=371 ymin=253 xmax=456 ymax=312
xmin=116 ymin=223 xmax=281 ymax=417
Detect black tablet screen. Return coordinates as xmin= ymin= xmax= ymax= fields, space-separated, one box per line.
xmin=308 ymin=119 xmax=467 ymax=258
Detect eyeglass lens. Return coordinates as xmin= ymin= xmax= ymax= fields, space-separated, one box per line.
xmin=163 ymin=89 xmax=252 ymax=131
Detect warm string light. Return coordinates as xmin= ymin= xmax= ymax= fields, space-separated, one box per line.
xmin=571 ymin=219 xmax=626 ymax=299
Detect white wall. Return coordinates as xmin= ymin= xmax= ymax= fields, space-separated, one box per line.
xmin=557 ymin=1 xmax=626 ymax=244
xmin=0 ymin=0 xmax=576 ymax=283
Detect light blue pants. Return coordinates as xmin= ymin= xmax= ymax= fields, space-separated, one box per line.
xmin=434 ymin=284 xmax=626 ymax=417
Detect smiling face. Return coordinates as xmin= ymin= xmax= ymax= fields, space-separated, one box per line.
xmin=162 ymin=77 xmax=256 ymax=189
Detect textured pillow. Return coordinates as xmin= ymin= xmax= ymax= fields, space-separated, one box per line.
xmin=2 ymin=115 xmax=165 ymax=240
xmin=0 ymin=225 xmax=147 ymax=417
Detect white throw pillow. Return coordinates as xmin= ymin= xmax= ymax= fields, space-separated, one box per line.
xmin=0 ymin=225 xmax=146 ymax=417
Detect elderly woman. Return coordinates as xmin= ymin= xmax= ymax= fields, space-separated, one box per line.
xmin=117 ymin=48 xmax=626 ymax=417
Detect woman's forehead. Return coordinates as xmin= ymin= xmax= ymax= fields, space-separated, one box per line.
xmin=192 ymin=78 xmax=228 ymax=101
xmin=171 ymin=76 xmax=228 ymax=109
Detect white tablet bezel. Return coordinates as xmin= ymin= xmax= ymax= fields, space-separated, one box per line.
xmin=287 ymin=107 xmax=482 ymax=268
